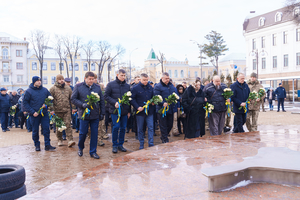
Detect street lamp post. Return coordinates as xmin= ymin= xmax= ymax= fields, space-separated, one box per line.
xmin=129 ymin=48 xmax=138 ymax=83
xmin=190 ymin=40 xmax=205 ymax=81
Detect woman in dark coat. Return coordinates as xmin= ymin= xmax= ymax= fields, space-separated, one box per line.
xmin=176 ymin=84 xmax=185 ymax=135
xmin=182 ymin=80 xmax=206 ymax=138
xmin=267 ymin=87 xmax=275 ymax=111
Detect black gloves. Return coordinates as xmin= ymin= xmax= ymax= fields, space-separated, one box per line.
xmin=99 ymin=115 xmax=104 ymax=121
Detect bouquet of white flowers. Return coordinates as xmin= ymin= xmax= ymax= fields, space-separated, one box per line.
xmin=10 ymin=105 xmax=17 ymax=117
xmin=114 ymin=91 xmax=132 ymax=123
xmin=37 ymin=96 xmax=53 ymax=117
xmin=136 ymin=95 xmax=163 ymax=115
xmin=203 ymin=102 xmax=214 ymax=118
xmin=50 ymin=114 xmax=67 ymax=132
xmin=158 ymin=92 xmax=180 ymax=117
xmin=222 ymin=88 xmax=233 ymax=116
xmin=82 ymin=92 xmax=100 ymax=120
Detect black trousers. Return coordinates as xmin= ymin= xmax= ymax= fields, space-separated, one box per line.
xmin=233 ymin=113 xmax=246 ymax=133
xmin=277 ymin=98 xmax=285 ymax=111
xmin=159 ymin=113 xmax=173 ymax=143
xmin=19 ymin=112 xmax=26 ymax=129
xmin=177 ymin=117 xmax=185 ymax=134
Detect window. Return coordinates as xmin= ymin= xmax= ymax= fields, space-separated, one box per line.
xmin=297 ymin=29 xmax=300 ymax=42
xmin=2 ymin=48 xmax=8 ymax=59
xmin=17 ymin=75 xmax=23 ymax=82
xmin=91 ymin=63 xmax=95 ymax=71
xmin=180 ymin=70 xmax=184 ymax=78
xmin=3 ymin=75 xmax=9 ymax=83
xmin=51 ymin=76 xmax=56 ymax=84
xmin=261 ymin=36 xmax=265 ymax=48
xmin=284 ymin=54 xmax=289 ymax=67
xmin=194 ymin=71 xmax=198 ymax=78
xmin=283 ymin=31 xmax=288 ymax=44
xmin=75 ymin=63 xmax=79 ymax=71
xmin=168 ymin=70 xmax=172 ymax=78
xmin=51 ymin=62 xmax=56 ymax=71
xmin=188 ymin=71 xmax=190 ymax=78
xmin=32 ymin=62 xmax=37 ymax=70
xmin=272 ymin=34 xmax=277 ymax=46
xmin=43 ymin=76 xmax=48 ymax=85
xmin=16 ymin=63 xmax=23 ymax=69
xmin=294 ymin=7 xmax=300 ymax=16
xmin=259 ymin=17 xmax=265 ymax=26
xmin=262 ymin=58 xmax=266 ymax=69
xmin=202 ymin=71 xmax=206 ymax=78
xmin=3 ymin=63 xmax=8 ymax=70
xmin=297 ymin=53 xmax=300 ymax=65
xmin=273 ymin=56 xmax=277 ymax=68
xmin=59 ymin=63 xmax=64 ymax=71
xmin=43 ymin=63 xmax=47 ymax=70
xmin=275 ymin=12 xmax=282 ymax=22
xmin=174 ymin=70 xmax=178 ymax=78
xmin=253 ymin=59 xmax=257 ymax=70
xmin=252 ymin=39 xmax=256 ymax=50
xmin=83 ymin=63 xmax=88 ymax=71
xmin=16 ymin=50 xmax=22 ymax=57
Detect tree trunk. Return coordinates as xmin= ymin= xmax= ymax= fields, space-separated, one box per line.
xmin=88 ymin=62 xmax=91 ymax=71
xmin=216 ymin=57 xmax=219 ymax=75
xmin=65 ymin=60 xmax=69 ymax=78
xmin=39 ymin=61 xmax=43 ymax=83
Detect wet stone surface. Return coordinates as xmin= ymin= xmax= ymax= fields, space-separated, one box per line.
xmin=19 ymin=128 xmax=300 ymax=200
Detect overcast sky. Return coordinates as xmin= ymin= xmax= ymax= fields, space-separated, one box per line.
xmin=1 ymin=0 xmax=286 ymax=67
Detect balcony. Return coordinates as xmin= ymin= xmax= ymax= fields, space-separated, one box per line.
xmin=1 ymin=69 xmax=11 ymax=73
xmin=0 ymin=56 xmax=11 ymax=60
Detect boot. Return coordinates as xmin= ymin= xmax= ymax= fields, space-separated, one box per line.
xmin=58 ymin=140 xmax=63 ymax=146
xmin=68 ymin=140 xmax=76 ymax=147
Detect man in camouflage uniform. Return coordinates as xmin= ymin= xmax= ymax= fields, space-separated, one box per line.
xmin=87 ymin=74 xmax=107 ymax=146
xmin=246 ymin=72 xmax=265 ymax=132
xmin=49 ymin=74 xmax=76 ymax=147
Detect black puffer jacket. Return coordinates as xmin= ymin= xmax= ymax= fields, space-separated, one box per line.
xmin=104 ymin=77 xmax=131 ymax=115
xmin=10 ymin=94 xmax=20 ymax=108
xmin=203 ymin=82 xmax=227 ymax=113
xmin=71 ymin=82 xmax=105 ymax=120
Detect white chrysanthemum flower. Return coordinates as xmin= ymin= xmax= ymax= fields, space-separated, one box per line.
xmin=129 ymin=98 xmax=132 ymax=101
xmin=175 ymin=100 xmax=177 ymax=104
xmin=48 ymin=96 xmax=54 ymax=100
xmin=127 ymin=91 xmax=132 ymax=96
xmin=158 ymin=95 xmax=163 ymax=101
xmin=58 ymin=128 xmax=62 ymax=132
xmin=50 ymin=122 xmax=53 ymax=125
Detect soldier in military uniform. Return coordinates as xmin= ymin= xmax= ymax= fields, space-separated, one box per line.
xmin=87 ymin=74 xmax=107 ymax=146
xmin=49 ymin=74 xmax=76 ymax=147
xmin=246 ymin=73 xmax=265 ymax=132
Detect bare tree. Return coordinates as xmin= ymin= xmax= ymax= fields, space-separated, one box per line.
xmin=106 ymin=44 xmax=125 ymax=82
xmin=62 ymin=48 xmax=69 ymax=78
xmin=157 ymin=52 xmax=165 ymax=73
xmin=95 ymin=41 xmax=112 ymax=83
xmin=62 ymin=35 xmax=82 ymax=84
xmin=29 ymin=30 xmax=49 ymax=81
xmin=53 ymin=35 xmax=64 ymax=74
xmin=82 ymin=40 xmax=95 ymax=71
xmin=284 ymin=0 xmax=300 ymax=24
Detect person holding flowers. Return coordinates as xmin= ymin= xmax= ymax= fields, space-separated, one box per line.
xmin=182 ymin=80 xmax=206 ymax=138
xmin=246 ymin=73 xmax=265 ymax=132
xmin=71 ymin=72 xmax=105 ymax=159
xmin=8 ymin=91 xmax=20 ymax=128
xmin=154 ymin=72 xmax=179 ymax=143
xmin=0 ymin=88 xmax=11 ymax=132
xmin=104 ymin=69 xmax=131 ymax=153
xmin=50 ymin=74 xmax=76 ymax=148
xmin=204 ymin=75 xmax=228 ymax=136
xmin=131 ymin=73 xmax=156 ymax=149
xmin=230 ymin=73 xmax=250 ymax=133
xmin=23 ymin=76 xmax=56 ymax=151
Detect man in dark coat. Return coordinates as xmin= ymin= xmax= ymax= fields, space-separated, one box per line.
xmin=0 ymin=88 xmax=11 ymax=132
xmin=230 ymin=73 xmax=250 ymax=133
xmin=275 ymin=83 xmax=286 ymax=112
xmin=154 ymin=72 xmax=178 ymax=143
xmin=204 ymin=75 xmax=228 ymax=136
xmin=131 ymin=73 xmax=154 ymax=149
xmin=71 ymin=72 xmax=105 ymax=159
xmin=104 ymin=69 xmax=131 ymax=153
xmin=23 ymin=76 xmax=56 ymax=151
xmin=8 ymin=91 xmax=20 ymax=128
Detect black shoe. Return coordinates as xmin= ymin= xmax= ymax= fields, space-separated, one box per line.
xmin=76 ymin=130 xmax=79 ymax=133
xmin=2 ymin=130 xmax=6 ymax=132
xmin=20 ymin=127 xmax=23 ymax=129
xmin=277 ymin=110 xmax=279 ymax=112
xmin=78 ymin=149 xmax=83 ymax=157
xmin=8 ymin=126 xmax=12 ymax=128
xmin=90 ymin=153 xmax=100 ymax=159
xmin=6 ymin=128 xmax=10 ymax=131
xmin=45 ymin=145 xmax=56 ymax=151
xmin=112 ymin=147 xmax=118 ymax=153
xmin=28 ymin=130 xmax=32 ymax=132
xmin=224 ymin=127 xmax=231 ymax=133
xmin=118 ymin=146 xmax=127 ymax=152
xmin=16 ymin=126 xmax=20 ymax=128
xmin=35 ymin=146 xmax=41 ymax=151
xmin=283 ymin=110 xmax=286 ymax=112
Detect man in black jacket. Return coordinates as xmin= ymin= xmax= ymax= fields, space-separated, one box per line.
xmin=204 ymin=76 xmax=228 ymax=136
xmin=71 ymin=72 xmax=105 ymax=159
xmin=104 ymin=69 xmax=130 ymax=153
xmin=8 ymin=91 xmax=20 ymax=128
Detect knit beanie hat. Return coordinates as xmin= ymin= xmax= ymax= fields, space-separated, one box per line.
xmin=32 ymin=76 xmax=40 ymax=84
xmin=56 ymin=74 xmax=64 ymax=81
xmin=250 ymin=72 xmax=257 ymax=78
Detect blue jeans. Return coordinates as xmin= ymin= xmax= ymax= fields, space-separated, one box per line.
xmin=136 ymin=114 xmax=154 ymax=149
xmin=8 ymin=108 xmax=19 ymax=127
xmin=78 ymin=118 xmax=99 ymax=155
xmin=268 ymin=100 xmax=273 ymax=110
xmin=1 ymin=112 xmax=8 ymax=131
xmin=27 ymin=116 xmax=32 ymax=131
xmin=30 ymin=114 xmax=51 ymax=147
xmin=111 ymin=114 xmax=127 ymax=147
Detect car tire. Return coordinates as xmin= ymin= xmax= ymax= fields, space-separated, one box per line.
xmin=0 ymin=184 xmax=26 ymax=200
xmin=0 ymin=164 xmax=26 ymax=194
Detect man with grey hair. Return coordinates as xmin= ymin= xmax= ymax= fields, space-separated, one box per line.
xmin=203 ymin=75 xmax=228 ymax=136
xmin=154 ymin=72 xmax=178 ymax=143
xmin=230 ymin=73 xmax=250 ymax=133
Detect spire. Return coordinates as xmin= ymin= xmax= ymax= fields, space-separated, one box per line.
xmin=147 ymin=48 xmax=157 ymax=60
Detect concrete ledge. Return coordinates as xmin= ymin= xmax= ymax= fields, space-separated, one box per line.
xmin=201 ymin=147 xmax=300 ymax=192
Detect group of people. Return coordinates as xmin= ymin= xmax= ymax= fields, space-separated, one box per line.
xmin=0 ymin=69 xmax=288 ymax=159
